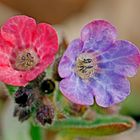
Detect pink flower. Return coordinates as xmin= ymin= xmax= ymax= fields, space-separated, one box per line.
xmin=0 ymin=15 xmax=58 ymax=86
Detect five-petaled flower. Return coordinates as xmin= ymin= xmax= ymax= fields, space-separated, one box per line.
xmin=0 ymin=15 xmax=58 ymax=86
xmin=58 ymin=20 xmax=140 ymax=107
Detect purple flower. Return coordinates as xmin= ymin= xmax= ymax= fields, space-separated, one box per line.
xmin=58 ymin=20 xmax=140 ymax=107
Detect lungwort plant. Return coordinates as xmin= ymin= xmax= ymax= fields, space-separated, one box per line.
xmin=0 ymin=15 xmax=140 ymax=140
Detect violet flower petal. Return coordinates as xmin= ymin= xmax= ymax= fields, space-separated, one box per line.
xmin=58 ymin=39 xmax=83 ymax=78
xmin=81 ymin=20 xmax=117 ymax=43
xmin=59 ymin=73 xmax=94 ymax=105
xmin=98 ymin=40 xmax=140 ymax=77
xmin=90 ymin=71 xmax=130 ymax=107
xmin=82 ymin=37 xmax=113 ymax=53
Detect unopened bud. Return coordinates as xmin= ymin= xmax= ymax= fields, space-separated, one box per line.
xmin=13 ymin=105 xmax=31 ymax=122
xmin=18 ymin=108 xmax=31 ymax=122
xmin=40 ymin=79 xmax=55 ymax=95
xmin=36 ymin=105 xmax=54 ymax=126
xmin=15 ymin=87 xmax=31 ymax=107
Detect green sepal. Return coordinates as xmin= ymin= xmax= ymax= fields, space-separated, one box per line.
xmin=6 ymin=84 xmax=19 ymax=96
xmin=48 ymin=115 xmax=135 ymax=137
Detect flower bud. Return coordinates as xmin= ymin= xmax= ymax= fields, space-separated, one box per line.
xmin=40 ymin=79 xmax=55 ymax=94
xmin=13 ymin=105 xmax=31 ymax=122
xmin=36 ymin=105 xmax=54 ymax=126
xmin=18 ymin=108 xmax=31 ymax=122
xmin=15 ymin=87 xmax=30 ymax=107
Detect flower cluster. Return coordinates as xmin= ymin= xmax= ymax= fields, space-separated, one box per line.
xmin=14 ymin=77 xmax=55 ymax=125
xmin=0 ymin=15 xmax=140 ymax=112
xmin=58 ymin=20 xmax=140 ymax=107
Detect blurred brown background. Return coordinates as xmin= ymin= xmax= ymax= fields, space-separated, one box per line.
xmin=0 ymin=0 xmax=88 ymax=24
xmin=0 ymin=0 xmax=140 ymax=45
xmin=0 ymin=0 xmax=140 ymax=140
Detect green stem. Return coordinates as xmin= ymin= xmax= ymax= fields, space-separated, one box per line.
xmin=30 ymin=123 xmax=44 ymax=140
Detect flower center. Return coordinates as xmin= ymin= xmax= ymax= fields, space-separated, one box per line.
xmin=15 ymin=49 xmax=39 ymax=71
xmin=75 ymin=53 xmax=97 ymax=79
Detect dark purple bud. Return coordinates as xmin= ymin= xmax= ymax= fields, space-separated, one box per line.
xmin=13 ymin=105 xmax=20 ymax=117
xmin=15 ymin=92 xmax=28 ymax=107
xmin=13 ymin=105 xmax=31 ymax=122
xmin=36 ymin=105 xmax=54 ymax=126
xmin=14 ymin=86 xmax=32 ymax=107
xmin=26 ymin=93 xmax=35 ymax=106
xmin=18 ymin=108 xmax=31 ymax=122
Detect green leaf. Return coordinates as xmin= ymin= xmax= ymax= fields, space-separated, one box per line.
xmin=6 ymin=85 xmax=19 ymax=95
xmin=48 ymin=115 xmax=135 ymax=137
xmin=30 ymin=124 xmax=43 ymax=140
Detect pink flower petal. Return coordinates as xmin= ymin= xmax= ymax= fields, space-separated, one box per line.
xmin=0 ymin=66 xmax=27 ymax=86
xmin=25 ymin=55 xmax=55 ymax=81
xmin=0 ymin=34 xmax=13 ymax=66
xmin=1 ymin=15 xmax=36 ymax=48
xmin=32 ymin=23 xmax=58 ymax=58
xmin=24 ymin=23 xmax=58 ymax=82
